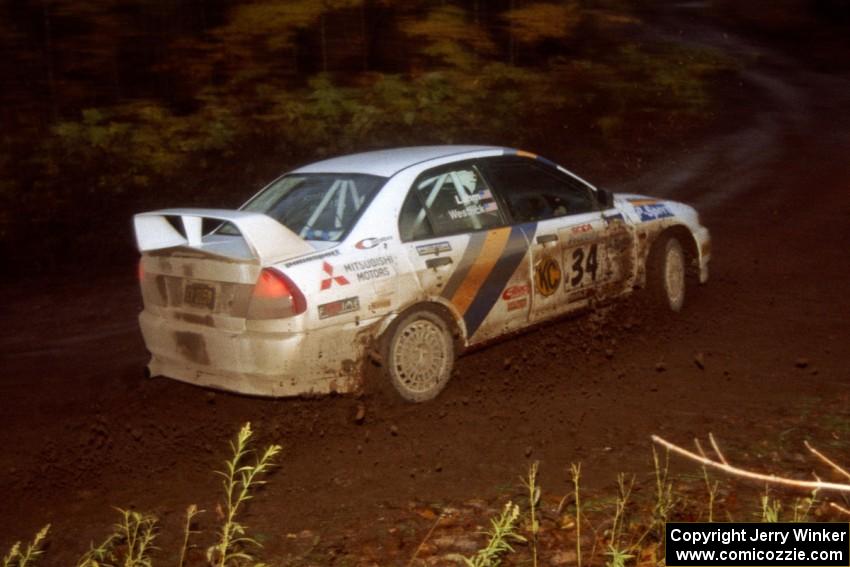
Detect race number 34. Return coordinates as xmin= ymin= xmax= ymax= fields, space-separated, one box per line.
xmin=567 ymin=243 xmax=599 ymax=288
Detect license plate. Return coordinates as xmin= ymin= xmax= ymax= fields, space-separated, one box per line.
xmin=184 ymin=283 xmax=216 ymax=310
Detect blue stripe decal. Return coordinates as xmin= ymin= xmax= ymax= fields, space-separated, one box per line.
xmin=440 ymin=232 xmax=487 ymax=301
xmin=463 ymin=222 xmax=536 ymax=337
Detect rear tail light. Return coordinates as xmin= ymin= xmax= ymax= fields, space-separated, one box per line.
xmin=137 ymin=256 xmax=168 ymax=307
xmin=248 ymin=268 xmax=307 ymax=320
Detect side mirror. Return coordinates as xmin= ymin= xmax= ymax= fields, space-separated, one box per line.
xmin=597 ymin=188 xmax=613 ymax=208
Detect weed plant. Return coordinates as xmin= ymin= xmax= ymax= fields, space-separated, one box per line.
xmin=3 ymin=423 xmax=279 ymax=567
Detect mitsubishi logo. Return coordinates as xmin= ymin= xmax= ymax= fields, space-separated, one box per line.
xmin=320 ymin=261 xmax=349 ymax=290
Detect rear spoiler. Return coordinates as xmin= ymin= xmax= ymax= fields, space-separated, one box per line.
xmin=133 ymin=208 xmax=314 ymax=264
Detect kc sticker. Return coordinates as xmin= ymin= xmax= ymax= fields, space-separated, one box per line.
xmin=320 ymin=262 xmax=350 ymax=291
xmin=535 ymin=257 xmax=561 ymax=297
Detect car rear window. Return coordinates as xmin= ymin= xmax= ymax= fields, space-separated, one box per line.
xmin=235 ymin=173 xmax=387 ymax=242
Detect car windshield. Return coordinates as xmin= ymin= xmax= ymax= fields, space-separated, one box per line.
xmin=232 ymin=173 xmax=387 ymax=242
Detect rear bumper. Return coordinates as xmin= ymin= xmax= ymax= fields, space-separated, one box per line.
xmin=139 ymin=310 xmax=368 ymax=397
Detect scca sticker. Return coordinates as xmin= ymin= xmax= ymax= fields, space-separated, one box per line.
xmin=535 ymin=257 xmax=561 ymax=297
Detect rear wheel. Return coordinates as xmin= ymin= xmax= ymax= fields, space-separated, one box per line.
xmin=381 ymin=308 xmax=454 ymax=402
xmin=647 ymin=235 xmax=686 ymax=312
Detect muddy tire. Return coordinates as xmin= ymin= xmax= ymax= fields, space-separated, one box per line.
xmin=381 ymin=308 xmax=455 ymax=402
xmin=646 ymin=235 xmax=686 ymax=312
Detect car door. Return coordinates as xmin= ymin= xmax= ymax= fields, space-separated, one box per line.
xmin=397 ymin=161 xmax=535 ymax=345
xmin=480 ymin=155 xmax=610 ymax=322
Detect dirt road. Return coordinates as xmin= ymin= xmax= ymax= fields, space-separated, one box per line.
xmin=1 ymin=3 xmax=849 ymax=564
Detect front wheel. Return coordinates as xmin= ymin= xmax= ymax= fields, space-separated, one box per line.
xmin=381 ymin=308 xmax=455 ymax=402
xmin=647 ymin=236 xmax=686 ymax=312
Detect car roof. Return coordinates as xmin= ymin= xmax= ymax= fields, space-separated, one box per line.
xmin=292 ymin=145 xmax=506 ymax=177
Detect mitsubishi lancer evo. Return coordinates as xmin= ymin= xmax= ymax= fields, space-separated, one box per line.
xmin=134 ymin=145 xmax=710 ymax=402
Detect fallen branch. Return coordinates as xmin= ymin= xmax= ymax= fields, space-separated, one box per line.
xmin=805 ymin=440 xmax=850 ymax=482
xmin=652 ymin=435 xmax=850 ymax=493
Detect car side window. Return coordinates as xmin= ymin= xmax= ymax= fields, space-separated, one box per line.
xmin=399 ymin=164 xmax=506 ymax=241
xmin=482 ymin=158 xmax=596 ymax=223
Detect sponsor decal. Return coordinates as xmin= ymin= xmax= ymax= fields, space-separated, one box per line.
xmin=447 ymin=201 xmax=499 ymax=220
xmin=319 ymin=261 xmax=350 ymax=290
xmin=439 ymin=222 xmax=538 ymax=338
xmin=567 ymin=288 xmax=592 ymax=303
xmin=368 ymin=297 xmax=392 ymax=311
xmin=453 ymin=189 xmax=494 ymax=205
xmin=417 ymin=241 xmax=452 ymax=256
xmin=354 ymin=236 xmax=392 ymax=250
xmin=506 ymin=298 xmax=528 ymax=312
xmin=343 ymin=255 xmax=395 ymax=282
xmin=535 ymin=257 xmax=561 ymax=297
xmin=284 ymin=249 xmax=340 ymax=268
xmin=502 ymin=283 xmax=530 ymax=301
xmin=571 ymin=223 xmax=593 ymax=234
xmin=636 ymin=203 xmax=673 ymax=222
xmin=318 ymin=296 xmax=360 ymax=319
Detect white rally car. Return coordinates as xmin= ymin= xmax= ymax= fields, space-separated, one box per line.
xmin=135 ymin=146 xmax=710 ymax=401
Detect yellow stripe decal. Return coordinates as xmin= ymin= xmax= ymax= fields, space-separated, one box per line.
xmin=450 ymin=227 xmax=511 ymax=315
xmin=516 ymin=150 xmax=538 ymax=159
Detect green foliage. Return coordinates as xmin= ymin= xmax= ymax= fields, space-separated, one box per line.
xmin=2 ymin=525 xmax=50 ymax=567
xmin=404 ymin=5 xmax=495 ymax=69
xmin=651 ymin=448 xmax=676 ymax=538
xmin=76 ymin=510 xmax=157 ymax=567
xmin=0 ymin=423 xmax=282 ymax=567
xmin=31 ymin=0 xmax=731 ymax=198
xmin=504 ymin=2 xmax=581 ymax=44
xmin=570 ymin=463 xmax=583 ymax=567
xmin=760 ymin=487 xmax=783 ymax=522
xmin=178 ymin=505 xmax=203 ymax=567
xmin=605 ymin=474 xmax=636 ymax=567
xmin=792 ymin=490 xmax=819 ymax=522
xmin=207 ymin=422 xmax=282 ymax=567
xmin=702 ymin=466 xmax=720 ymax=522
xmin=463 ymin=502 xmax=526 ymax=567
xmin=522 ymin=461 xmax=542 ymax=567
xmin=2 ymin=0 xmax=737 ymax=271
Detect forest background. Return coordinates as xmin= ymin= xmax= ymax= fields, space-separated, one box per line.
xmin=1 ymin=0 xmax=846 ymax=272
